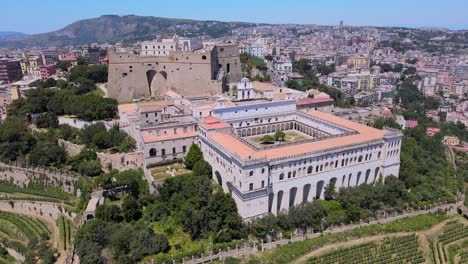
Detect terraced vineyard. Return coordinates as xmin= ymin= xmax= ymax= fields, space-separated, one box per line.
xmin=0 ymin=183 xmax=75 ymax=206
xmin=0 ymin=211 xmax=51 ymax=255
xmin=432 ymin=220 xmax=468 ymax=264
xmin=460 ymin=250 xmax=468 ymax=263
xmin=0 ymin=184 xmax=79 ymax=263
xmin=307 ymin=234 xmax=425 ymax=264
xmin=57 ymin=216 xmax=73 ymax=251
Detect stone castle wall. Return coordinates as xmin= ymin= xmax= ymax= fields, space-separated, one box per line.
xmin=0 ymin=201 xmax=77 ymax=220
xmin=107 ymin=45 xmax=242 ymax=102
xmin=0 ymin=163 xmax=79 ymax=194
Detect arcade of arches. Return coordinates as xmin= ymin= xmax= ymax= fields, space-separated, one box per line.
xmin=237 ymin=120 xmax=329 ymax=140
xmin=267 ymin=167 xmax=381 ymax=214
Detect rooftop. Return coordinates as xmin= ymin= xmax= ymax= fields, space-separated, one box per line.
xmin=209 ymin=110 xmax=385 ymax=161
xmin=296 ymin=98 xmax=334 ymax=106
xmin=138 ymin=100 xmax=174 ymax=113
xmin=143 ymin=131 xmax=198 ymax=143
xmin=252 ymin=81 xmax=279 ymax=92
xmin=201 ymin=116 xmax=230 ymax=130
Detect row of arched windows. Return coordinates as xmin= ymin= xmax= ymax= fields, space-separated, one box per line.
xmin=270 ymin=168 xmax=383 ymax=213
xmin=277 ymin=152 xmax=377 ymax=182
xmin=387 ymin=149 xmax=399 ymax=157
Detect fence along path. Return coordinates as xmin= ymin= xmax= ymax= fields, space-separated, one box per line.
xmin=154 ymin=201 xmax=462 ymax=264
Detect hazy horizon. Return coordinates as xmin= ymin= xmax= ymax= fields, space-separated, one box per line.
xmin=2 ymin=0 xmax=467 ymax=34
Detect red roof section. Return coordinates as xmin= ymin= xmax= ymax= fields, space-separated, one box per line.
xmin=296 ymin=98 xmax=334 ymax=106
xmin=143 ymin=131 xmax=198 ymax=143
xmin=62 ymin=54 xmax=77 ymax=61
xmin=201 ymin=116 xmax=230 ymax=130
xmin=406 ymin=120 xmax=418 ymax=128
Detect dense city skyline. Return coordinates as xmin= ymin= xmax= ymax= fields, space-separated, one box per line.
xmin=2 ymin=0 xmax=468 ymax=34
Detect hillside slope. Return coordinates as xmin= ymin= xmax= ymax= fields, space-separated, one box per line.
xmin=0 ymin=15 xmax=259 ymax=47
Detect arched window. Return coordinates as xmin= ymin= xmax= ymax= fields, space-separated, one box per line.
xmin=149 ymin=148 xmax=157 ymax=157
xmin=279 ymin=173 xmax=284 ymax=180
xmin=249 ymin=171 xmax=253 ymax=177
xmin=202 ymin=55 xmax=207 ymax=60
xmin=358 ymin=155 xmax=363 ymax=162
xmin=307 ymin=166 xmax=313 ymax=174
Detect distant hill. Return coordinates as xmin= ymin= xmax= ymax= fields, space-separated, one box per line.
xmin=0 ymin=15 xmax=260 ymax=48
xmin=0 ymin=31 xmax=27 ymax=37
xmin=0 ymin=31 xmax=28 ymax=42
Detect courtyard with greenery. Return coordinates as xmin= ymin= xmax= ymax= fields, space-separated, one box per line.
xmin=249 ymin=130 xmax=312 ymax=147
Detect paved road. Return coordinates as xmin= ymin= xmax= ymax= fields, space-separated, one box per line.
xmin=178 ymin=201 xmax=462 ymax=264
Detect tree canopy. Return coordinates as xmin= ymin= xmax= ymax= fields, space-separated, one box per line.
xmin=183 ymin=144 xmax=203 ymax=170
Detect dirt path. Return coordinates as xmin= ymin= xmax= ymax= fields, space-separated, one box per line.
xmin=292 ymin=217 xmax=467 ymax=264
xmin=454 ymin=252 xmax=461 ymax=264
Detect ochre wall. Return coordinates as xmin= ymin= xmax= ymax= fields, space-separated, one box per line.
xmin=107 ymin=45 xmax=241 ymax=102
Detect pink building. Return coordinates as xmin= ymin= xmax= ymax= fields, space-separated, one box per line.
xmin=40 ymin=64 xmax=56 ymax=80
xmin=406 ymin=120 xmax=418 ymax=128
xmin=426 ymin=127 xmax=441 ymax=137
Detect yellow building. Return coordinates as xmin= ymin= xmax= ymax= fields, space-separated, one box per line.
xmin=347 ymin=56 xmax=370 ymax=69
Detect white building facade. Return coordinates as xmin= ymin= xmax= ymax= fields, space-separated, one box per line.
xmin=198 ymin=99 xmax=402 ymax=220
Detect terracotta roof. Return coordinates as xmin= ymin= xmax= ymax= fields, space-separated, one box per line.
xmin=209 ymin=110 xmax=384 ymax=161
xmin=201 ymin=116 xmax=230 ymax=130
xmin=62 ymin=54 xmax=77 ymax=61
xmin=118 ymin=103 xmax=138 ymax=113
xmin=296 ymin=98 xmax=334 ymax=106
xmin=143 ymin=131 xmax=198 ymax=143
xmin=252 ymin=81 xmax=279 ymax=92
xmin=406 ymin=120 xmax=418 ymax=128
xmin=138 ymin=100 xmax=173 ymax=113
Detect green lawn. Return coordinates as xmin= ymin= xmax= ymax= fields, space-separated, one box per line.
xmin=152 ymin=172 xmax=172 ymax=181
xmin=151 ymin=166 xmax=168 ymax=173
xmin=174 ymin=169 xmax=190 ymax=176
xmin=151 ymin=164 xmax=191 ymax=179
xmin=170 ymin=164 xmax=185 ymax=171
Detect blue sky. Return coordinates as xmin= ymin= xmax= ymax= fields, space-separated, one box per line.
xmin=2 ymin=0 xmax=467 ymax=34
